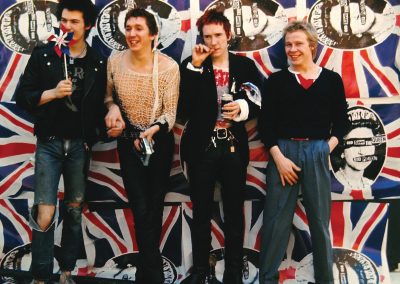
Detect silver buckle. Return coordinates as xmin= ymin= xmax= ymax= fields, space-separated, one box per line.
xmin=215 ymin=128 xmax=228 ymax=139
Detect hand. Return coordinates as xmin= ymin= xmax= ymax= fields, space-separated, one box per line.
xmin=222 ymin=101 xmax=241 ymax=120
xmin=139 ymin=125 xmax=160 ymax=144
xmin=107 ymin=120 xmax=124 ymax=138
xmin=105 ymin=104 xmax=126 ymax=130
xmin=192 ymin=44 xmax=213 ymax=67
xmin=53 ymin=79 xmax=72 ymax=99
xmin=327 ymin=136 xmax=338 ymax=153
xmin=270 ymin=146 xmax=301 ymax=186
xmin=134 ymin=125 xmax=160 ymax=151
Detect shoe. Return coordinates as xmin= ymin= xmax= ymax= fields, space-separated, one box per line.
xmin=59 ymin=272 xmax=76 ymax=284
xmin=223 ymin=271 xmax=243 ymax=284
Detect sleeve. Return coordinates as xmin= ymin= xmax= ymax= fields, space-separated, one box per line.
xmin=258 ymin=74 xmax=279 ymax=150
xmin=177 ymin=57 xmax=205 ymax=122
xmin=15 ymin=47 xmax=45 ymax=113
xmin=95 ymin=57 xmax=109 ymax=140
xmin=237 ymin=59 xmax=264 ymax=121
xmin=153 ymin=63 xmax=180 ymax=132
xmin=330 ymin=72 xmax=350 ymax=143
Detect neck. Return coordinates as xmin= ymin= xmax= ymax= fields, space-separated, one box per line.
xmin=70 ymin=40 xmax=86 ymax=55
xmin=290 ymin=62 xmax=318 ymax=74
xmin=128 ymin=48 xmax=154 ymax=70
xmin=212 ymin=49 xmax=229 ymax=68
xmin=343 ymin=166 xmax=364 ymax=181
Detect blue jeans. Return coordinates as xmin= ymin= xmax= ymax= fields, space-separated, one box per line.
xmin=30 ymin=137 xmax=89 ymax=281
xmin=259 ymin=139 xmax=333 ymax=284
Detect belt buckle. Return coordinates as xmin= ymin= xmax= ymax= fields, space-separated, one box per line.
xmin=216 ymin=128 xmax=228 ymax=139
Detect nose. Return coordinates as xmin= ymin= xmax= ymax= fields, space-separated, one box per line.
xmin=210 ymin=36 xmax=217 ymax=46
xmin=63 ymin=21 xmax=72 ymax=30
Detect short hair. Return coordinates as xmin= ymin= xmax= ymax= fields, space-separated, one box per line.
xmin=124 ymin=8 xmax=159 ymax=36
xmin=56 ymin=0 xmax=98 ymax=38
xmin=196 ymin=9 xmax=231 ymax=38
xmin=283 ymin=21 xmax=319 ymax=59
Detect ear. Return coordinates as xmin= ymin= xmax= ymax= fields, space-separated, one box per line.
xmin=227 ymin=30 xmax=232 ymax=41
xmin=85 ymin=25 xmax=91 ymax=31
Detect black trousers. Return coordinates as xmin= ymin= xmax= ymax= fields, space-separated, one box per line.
xmin=117 ymin=131 xmax=174 ymax=284
xmin=188 ymin=138 xmax=247 ymax=275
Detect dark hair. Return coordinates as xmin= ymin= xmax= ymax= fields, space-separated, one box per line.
xmin=196 ymin=9 xmax=231 ymax=38
xmin=56 ymin=0 xmax=98 ymax=38
xmin=124 ymin=8 xmax=159 ymax=36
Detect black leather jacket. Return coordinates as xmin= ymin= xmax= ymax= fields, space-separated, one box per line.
xmin=15 ymin=44 xmax=107 ymax=147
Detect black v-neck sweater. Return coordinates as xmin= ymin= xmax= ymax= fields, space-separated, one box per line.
xmin=259 ymin=68 xmax=349 ymax=149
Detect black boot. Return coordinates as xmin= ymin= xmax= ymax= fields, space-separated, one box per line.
xmin=223 ymin=271 xmax=243 ymax=284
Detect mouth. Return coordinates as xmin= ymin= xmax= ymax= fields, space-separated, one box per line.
xmin=128 ymin=40 xmax=139 ymax=46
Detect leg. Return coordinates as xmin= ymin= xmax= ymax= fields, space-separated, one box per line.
xmin=259 ymin=140 xmax=300 ymax=284
xmin=188 ymin=147 xmax=219 ymax=273
xmin=117 ymin=138 xmax=165 ymax=284
xmin=59 ymin=139 xmax=87 ymax=276
xmin=219 ymin=150 xmax=246 ymax=282
xmin=30 ymin=139 xmax=63 ymax=281
xmin=301 ymin=140 xmax=333 ymax=284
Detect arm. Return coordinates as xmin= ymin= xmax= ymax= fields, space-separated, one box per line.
xmin=148 ymin=63 xmax=180 ymax=136
xmin=104 ymin=57 xmax=126 ymax=137
xmin=330 ymin=72 xmax=349 ymax=152
xmin=177 ymin=45 xmax=212 ymax=121
xmin=222 ymin=59 xmax=263 ymax=121
xmin=15 ymin=47 xmax=72 ymax=112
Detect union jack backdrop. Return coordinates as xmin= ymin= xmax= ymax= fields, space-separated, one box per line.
xmin=0 ymin=0 xmax=399 ymax=283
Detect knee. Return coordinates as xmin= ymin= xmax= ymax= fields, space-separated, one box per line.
xmin=35 ymin=205 xmax=56 ymax=231
xmin=64 ymin=202 xmax=82 ymax=216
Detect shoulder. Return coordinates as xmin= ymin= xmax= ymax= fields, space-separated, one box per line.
xmin=321 ymin=67 xmax=342 ymax=81
xmin=29 ymin=44 xmax=57 ymax=60
xmin=158 ymin=52 xmax=179 ymax=73
xmin=230 ymin=52 xmax=254 ymax=67
xmin=268 ymin=69 xmax=288 ymax=80
xmin=108 ymin=50 xmax=125 ymax=63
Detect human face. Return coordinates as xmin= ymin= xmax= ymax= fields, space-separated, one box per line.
xmin=60 ymin=9 xmax=90 ymax=43
xmin=125 ymin=16 xmax=155 ymax=52
xmin=343 ymin=127 xmax=376 ymax=171
xmin=284 ymin=30 xmax=314 ymax=69
xmin=202 ymin=23 xmax=231 ymax=60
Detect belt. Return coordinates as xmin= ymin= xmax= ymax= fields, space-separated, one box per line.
xmin=213 ymin=128 xmax=229 ymax=140
xmin=290 ymin=137 xmax=309 ymax=141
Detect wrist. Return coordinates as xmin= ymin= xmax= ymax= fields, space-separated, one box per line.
xmin=107 ymin=102 xmax=118 ymax=111
xmin=191 ymin=60 xmax=202 ymax=68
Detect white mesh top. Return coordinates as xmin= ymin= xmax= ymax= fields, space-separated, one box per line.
xmin=107 ymin=50 xmax=180 ymax=131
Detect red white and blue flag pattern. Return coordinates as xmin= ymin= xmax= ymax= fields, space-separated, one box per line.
xmin=0 ymin=0 xmax=399 ymax=282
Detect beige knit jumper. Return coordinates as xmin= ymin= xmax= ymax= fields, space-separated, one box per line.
xmin=107 ymin=50 xmax=180 ymax=131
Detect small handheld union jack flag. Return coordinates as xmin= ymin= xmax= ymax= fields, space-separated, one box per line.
xmin=47 ymin=24 xmax=77 ymax=58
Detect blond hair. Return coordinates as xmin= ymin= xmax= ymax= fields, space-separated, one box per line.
xmin=283 ymin=21 xmax=319 ymax=59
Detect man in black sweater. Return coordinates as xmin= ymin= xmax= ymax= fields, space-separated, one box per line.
xmin=258 ymin=21 xmax=348 ymax=284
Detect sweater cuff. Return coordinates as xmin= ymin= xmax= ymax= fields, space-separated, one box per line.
xmin=152 ymin=121 xmax=169 ymax=133
xmin=233 ymin=99 xmax=249 ymax=122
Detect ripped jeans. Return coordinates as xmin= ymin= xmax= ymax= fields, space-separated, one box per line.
xmin=30 ymin=137 xmax=89 ymax=281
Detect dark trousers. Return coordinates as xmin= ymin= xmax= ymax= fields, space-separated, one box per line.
xmin=260 ymin=139 xmax=333 ymax=284
xmin=188 ymin=138 xmax=246 ymax=275
xmin=117 ymin=131 xmax=174 ymax=284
